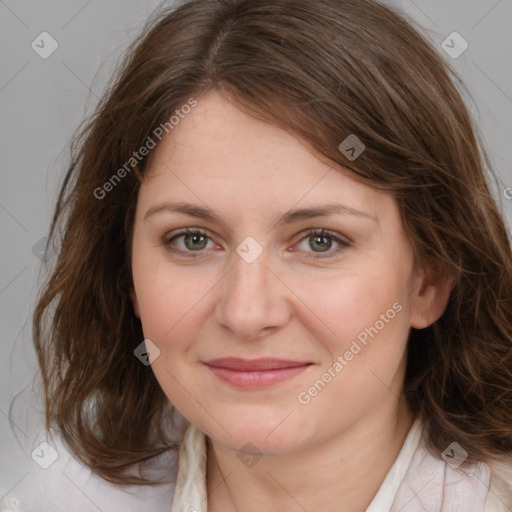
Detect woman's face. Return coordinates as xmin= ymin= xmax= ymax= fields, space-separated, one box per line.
xmin=130 ymin=91 xmax=447 ymax=455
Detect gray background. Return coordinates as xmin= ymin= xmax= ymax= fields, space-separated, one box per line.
xmin=1 ymin=0 xmax=511 ymax=500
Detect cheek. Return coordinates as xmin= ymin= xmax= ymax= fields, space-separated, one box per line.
xmin=132 ymin=257 xmax=210 ymax=348
xmin=288 ymin=260 xmax=413 ymax=410
xmin=287 ymin=265 xmax=409 ymax=352
xmin=293 ymin=274 xmax=410 ymax=432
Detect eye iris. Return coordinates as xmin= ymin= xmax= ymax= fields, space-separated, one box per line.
xmin=310 ymin=234 xmax=332 ymax=252
xmin=184 ymin=232 xmax=207 ymax=251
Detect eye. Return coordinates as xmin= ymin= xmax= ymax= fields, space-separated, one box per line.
xmin=293 ymin=229 xmax=351 ymax=258
xmin=164 ymin=228 xmax=216 ymax=256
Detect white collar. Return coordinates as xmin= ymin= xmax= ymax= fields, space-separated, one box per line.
xmin=170 ymin=417 xmax=492 ymax=511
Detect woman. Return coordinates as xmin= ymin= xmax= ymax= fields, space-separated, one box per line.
xmin=5 ymin=0 xmax=512 ymax=510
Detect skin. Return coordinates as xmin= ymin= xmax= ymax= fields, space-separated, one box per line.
xmin=130 ymin=91 xmax=453 ymax=512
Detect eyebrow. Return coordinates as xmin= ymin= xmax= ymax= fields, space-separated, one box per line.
xmin=143 ymin=201 xmax=377 ymax=228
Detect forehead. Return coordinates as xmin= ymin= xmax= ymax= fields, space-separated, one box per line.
xmin=147 ymin=92 xmax=323 ymax=181
xmin=138 ymin=91 xmax=395 ymax=225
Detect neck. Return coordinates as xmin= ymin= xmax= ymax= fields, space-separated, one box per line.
xmin=206 ymin=393 xmax=415 ymax=512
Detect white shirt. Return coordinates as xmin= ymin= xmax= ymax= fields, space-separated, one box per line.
xmin=2 ymin=415 xmax=510 ymax=511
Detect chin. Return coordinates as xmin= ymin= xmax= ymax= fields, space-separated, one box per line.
xmin=201 ymin=412 xmax=315 ymax=455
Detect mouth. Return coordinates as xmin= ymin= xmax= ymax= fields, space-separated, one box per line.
xmin=203 ymin=358 xmax=313 ymax=389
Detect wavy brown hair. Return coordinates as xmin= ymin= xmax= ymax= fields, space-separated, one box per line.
xmin=29 ymin=0 xmax=512 ymax=486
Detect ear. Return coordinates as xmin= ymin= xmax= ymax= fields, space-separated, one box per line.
xmin=130 ymin=288 xmax=141 ymax=318
xmin=409 ymin=258 xmax=455 ymax=329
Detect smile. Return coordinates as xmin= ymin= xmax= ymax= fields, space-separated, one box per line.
xmin=203 ymin=358 xmax=313 ymax=389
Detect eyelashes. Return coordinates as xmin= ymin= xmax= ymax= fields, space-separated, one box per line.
xmin=293 ymin=228 xmax=351 ymax=257
xmin=163 ymin=228 xmax=351 ymax=259
xmin=164 ymin=229 xmax=213 ymax=256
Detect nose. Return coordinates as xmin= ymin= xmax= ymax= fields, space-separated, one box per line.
xmin=214 ymin=247 xmax=291 ymax=341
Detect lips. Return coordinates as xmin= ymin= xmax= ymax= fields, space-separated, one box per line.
xmin=205 ymin=357 xmax=310 ymax=371
xmin=203 ymin=357 xmax=312 ymax=389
